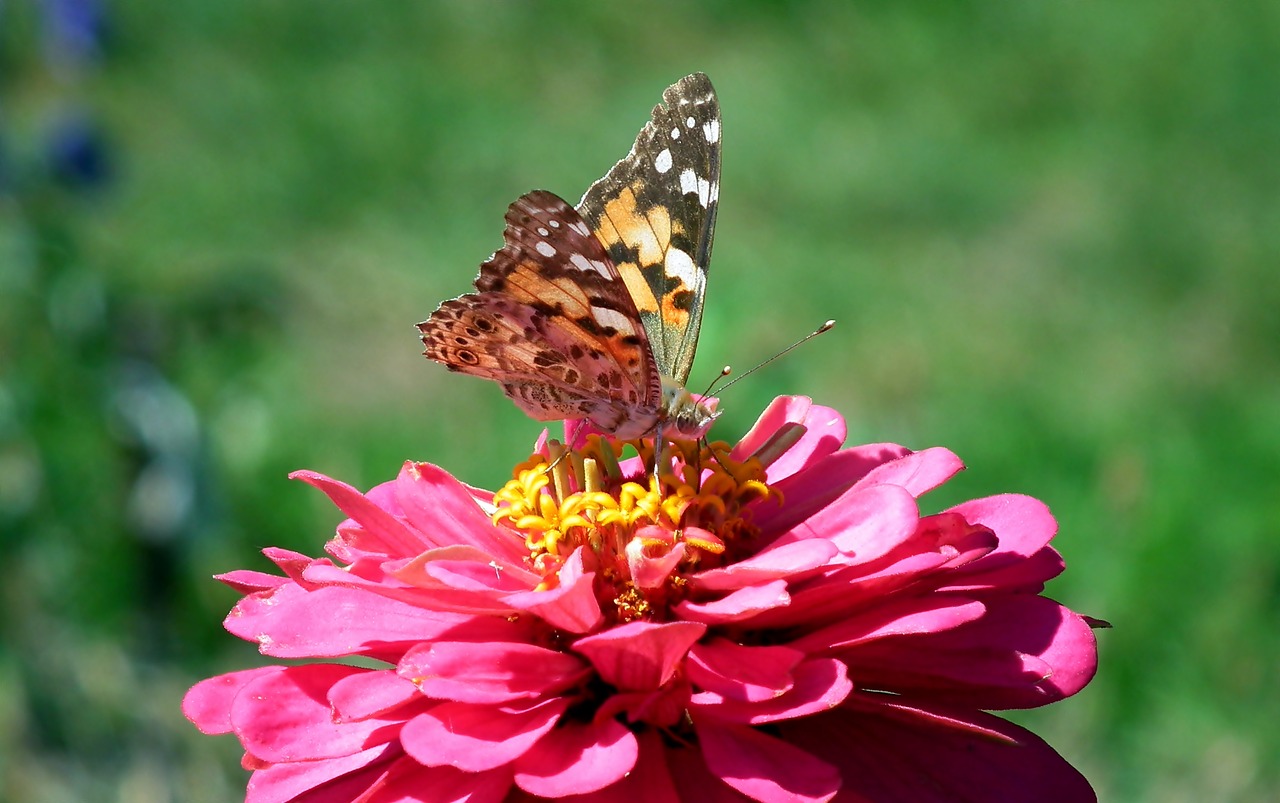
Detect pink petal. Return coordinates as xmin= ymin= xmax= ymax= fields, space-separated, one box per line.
xmin=952 ymin=493 xmax=1057 ymax=554
xmin=299 ymin=560 xmax=524 ymax=618
xmin=783 ymin=483 xmax=920 ymax=564
xmin=696 ymin=720 xmax=840 ymax=803
xmin=732 ymin=396 xmax=813 ymax=458
xmin=573 ymin=620 xmax=706 ymax=690
xmin=691 ymin=539 xmax=837 ymax=592
xmin=856 ymin=446 xmax=965 ymax=497
xmin=595 ymin=681 xmax=692 ymax=729
xmin=394 ymin=461 xmax=529 ymax=562
xmin=291 ymin=470 xmax=427 ymax=556
xmin=751 ymin=442 xmax=914 ymax=536
xmin=183 ymin=667 xmax=282 ymax=735
xmin=691 ymin=656 xmax=852 ymax=724
xmin=244 ymin=743 xmax=398 ymax=803
xmin=825 ymin=484 xmax=921 ymax=560
xmin=784 ymin=702 xmax=1096 ymax=803
xmin=665 ymin=739 xmax=772 ymax=803
xmin=943 ymin=494 xmax=1068 ymax=590
xmin=843 ymin=594 xmax=1099 ymax=709
xmin=749 ymin=549 xmax=950 ymax=631
xmin=952 ymin=546 xmax=1067 ymax=594
xmin=358 ymin=759 xmax=511 ymax=803
xmin=788 ymin=594 xmax=987 ymax=653
xmin=399 ymin=697 xmax=568 ymax=771
xmin=504 ymin=547 xmax=604 ymax=633
xmin=398 ymin=640 xmax=590 ymax=704
xmin=394 ymin=545 xmax=539 ymax=594
xmin=898 ymin=511 xmax=999 ymax=572
xmin=234 ymin=665 xmax=404 ymax=762
xmin=224 ymin=582 xmax=502 ymax=660
xmin=842 ymin=690 xmax=1018 ymax=742
xmin=686 ymin=639 xmax=803 ymax=702
xmin=628 ymin=535 xmax=687 ymax=590
xmin=557 ymin=730 xmax=679 ymax=803
xmin=216 ymin=569 xmax=290 ymax=594
xmin=732 ymin=396 xmax=848 ymax=482
xmin=262 ymin=547 xmax=322 ymax=584
xmin=513 ymin=718 xmax=638 ymax=797
xmin=673 ymin=579 xmax=792 ymax=624
xmin=363 ymin=474 xmax=403 ymax=513
xmin=328 ymin=670 xmax=421 ymax=722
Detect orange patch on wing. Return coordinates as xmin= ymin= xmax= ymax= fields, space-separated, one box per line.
xmin=601 ymin=184 xmax=671 ymax=267
xmin=617 ymin=261 xmax=660 ymax=314
xmin=660 ymin=295 xmax=691 ymax=328
xmin=595 ymin=182 xmax=695 ymax=321
xmin=501 ymin=263 xmax=593 ymax=317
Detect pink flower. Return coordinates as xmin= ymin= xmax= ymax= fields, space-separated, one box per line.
xmin=185 ymin=396 xmax=1100 ymax=802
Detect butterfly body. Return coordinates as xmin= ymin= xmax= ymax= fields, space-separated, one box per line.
xmin=419 ymin=74 xmax=721 ymax=442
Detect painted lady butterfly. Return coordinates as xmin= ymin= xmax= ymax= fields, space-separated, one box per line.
xmin=419 ymin=73 xmax=722 ymax=442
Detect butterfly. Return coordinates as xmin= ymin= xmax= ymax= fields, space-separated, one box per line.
xmin=418 ymin=73 xmax=721 ymax=443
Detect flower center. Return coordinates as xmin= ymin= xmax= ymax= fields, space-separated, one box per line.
xmin=492 ymin=435 xmax=779 ymax=621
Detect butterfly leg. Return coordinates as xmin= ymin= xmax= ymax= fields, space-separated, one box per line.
xmin=650 ymin=421 xmax=666 ymax=485
xmin=702 ymin=436 xmax=739 ymax=489
xmin=544 ymin=419 xmax=591 ymax=473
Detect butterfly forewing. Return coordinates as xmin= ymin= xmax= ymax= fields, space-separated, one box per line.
xmin=577 ymin=72 xmax=721 ymax=386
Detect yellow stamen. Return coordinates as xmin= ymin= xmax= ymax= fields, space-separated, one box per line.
xmin=491 ymin=434 xmax=780 ymax=623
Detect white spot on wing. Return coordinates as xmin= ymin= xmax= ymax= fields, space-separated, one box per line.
xmin=664 ymin=247 xmax=698 ymax=288
xmin=685 ymin=115 xmax=696 ymax=128
xmin=535 ymin=241 xmax=556 ymax=257
xmin=679 ymin=169 xmax=712 ymax=208
xmin=569 ymin=220 xmax=591 ymax=237
xmin=679 ymin=169 xmax=698 ymax=196
xmin=549 ymin=220 xmax=561 ymax=228
xmin=537 ymin=227 xmax=550 ymax=236
xmin=703 ymin=119 xmax=720 ymax=144
xmin=570 ymin=253 xmax=612 ymax=277
xmin=671 ymin=127 xmax=680 ymax=139
xmin=591 ymin=306 xmax=637 ymax=335
xmin=654 ymin=148 xmax=673 ymax=173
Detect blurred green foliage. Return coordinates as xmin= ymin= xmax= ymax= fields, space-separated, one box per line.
xmin=2 ymin=1 xmax=1278 ymax=801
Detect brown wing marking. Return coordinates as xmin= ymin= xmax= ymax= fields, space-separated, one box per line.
xmin=418 ymin=191 xmax=663 ymax=418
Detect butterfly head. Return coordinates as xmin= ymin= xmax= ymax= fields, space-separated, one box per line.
xmin=661 ymin=376 xmax=720 ymax=441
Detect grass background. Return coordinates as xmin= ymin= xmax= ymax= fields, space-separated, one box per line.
xmin=3 ymin=1 xmax=1278 ymax=800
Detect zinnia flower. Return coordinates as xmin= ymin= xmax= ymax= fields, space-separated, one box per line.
xmin=185 ymin=396 xmax=1100 ymax=802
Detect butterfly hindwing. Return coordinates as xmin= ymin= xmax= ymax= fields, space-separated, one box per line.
xmin=577 ymin=72 xmax=720 ymax=387
xmin=419 ymin=191 xmax=664 ymax=431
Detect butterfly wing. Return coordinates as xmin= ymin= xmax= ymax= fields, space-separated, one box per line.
xmin=577 ymin=72 xmax=721 ymax=387
xmin=419 ymin=191 xmax=665 ymax=434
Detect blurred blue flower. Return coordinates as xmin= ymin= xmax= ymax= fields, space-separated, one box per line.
xmin=43 ymin=0 xmax=108 ymax=68
xmin=46 ymin=111 xmax=112 ymax=190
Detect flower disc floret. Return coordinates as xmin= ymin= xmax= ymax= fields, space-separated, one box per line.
xmin=492 ymin=435 xmax=773 ymax=621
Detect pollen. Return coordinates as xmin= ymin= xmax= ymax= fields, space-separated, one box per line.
xmin=492 ymin=434 xmax=779 ymax=620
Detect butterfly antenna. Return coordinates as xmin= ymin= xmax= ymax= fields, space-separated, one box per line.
xmin=715 ymin=320 xmax=835 ymax=395
xmin=700 ymin=365 xmax=733 ymax=399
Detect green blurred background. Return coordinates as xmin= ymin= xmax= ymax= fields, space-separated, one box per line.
xmin=2 ymin=1 xmax=1277 ymax=801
